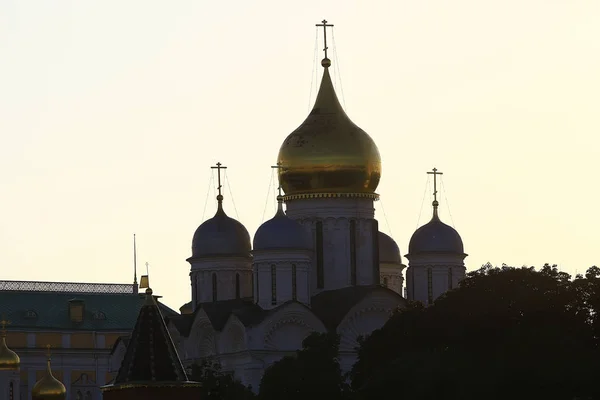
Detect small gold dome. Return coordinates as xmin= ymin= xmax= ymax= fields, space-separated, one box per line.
xmin=32 ymin=359 xmax=66 ymax=400
xmin=277 ymin=60 xmax=381 ymax=197
xmin=0 ymin=336 xmax=20 ymax=371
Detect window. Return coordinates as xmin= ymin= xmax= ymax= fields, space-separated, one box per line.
xmin=372 ymin=220 xmax=380 ymax=282
xmin=255 ymin=268 xmax=259 ymax=302
xmin=350 ymin=220 xmax=357 ymax=286
xmin=383 ymin=277 xmax=388 ymax=288
xmin=427 ymin=268 xmax=433 ymax=305
xmin=448 ymin=267 xmax=453 ymax=290
xmin=69 ymin=300 xmax=85 ymax=323
xmin=9 ymin=382 xmax=13 ymax=400
xmin=92 ymin=311 xmax=106 ymax=320
xmin=25 ymin=309 xmax=37 ymax=319
xmin=235 ymin=273 xmax=240 ymax=299
xmin=271 ymin=264 xmax=277 ymax=305
xmin=292 ymin=264 xmax=297 ymax=301
xmin=212 ymin=273 xmax=218 ymax=302
xmin=316 ymin=221 xmax=324 ymax=288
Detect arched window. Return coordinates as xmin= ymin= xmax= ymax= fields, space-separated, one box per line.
xmin=212 ymin=273 xmax=218 ymax=302
xmin=9 ymin=381 xmax=13 ymax=400
xmin=292 ymin=264 xmax=297 ymax=301
xmin=383 ymin=277 xmax=388 ymax=288
xmin=427 ymin=268 xmax=433 ymax=305
xmin=235 ymin=273 xmax=241 ymax=299
xmin=350 ymin=220 xmax=357 ymax=286
xmin=316 ymin=221 xmax=324 ymax=288
xmin=271 ymin=264 xmax=277 ymax=305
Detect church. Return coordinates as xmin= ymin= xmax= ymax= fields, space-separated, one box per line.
xmin=0 ymin=22 xmax=467 ymax=397
xmin=114 ymin=22 xmax=467 ymax=391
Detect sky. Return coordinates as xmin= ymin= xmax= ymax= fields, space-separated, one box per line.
xmin=1 ymin=0 xmax=599 ymax=310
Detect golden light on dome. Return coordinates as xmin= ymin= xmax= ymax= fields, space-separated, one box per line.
xmin=277 ymin=21 xmax=381 ymax=198
xmin=32 ymin=345 xmax=67 ymax=400
xmin=0 ymin=317 xmax=20 ymax=371
xmin=277 ymin=64 xmax=381 ymax=197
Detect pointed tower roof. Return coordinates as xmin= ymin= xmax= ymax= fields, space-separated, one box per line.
xmin=113 ymin=288 xmax=188 ymax=383
xmin=277 ymin=21 xmax=381 ymax=199
xmin=0 ymin=318 xmax=20 ymax=371
xmin=102 ymin=289 xmax=201 ymax=399
xmin=31 ymin=347 xmax=66 ymax=400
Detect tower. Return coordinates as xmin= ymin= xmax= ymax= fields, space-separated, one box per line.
xmin=101 ymin=288 xmax=201 ymax=399
xmin=187 ymin=163 xmax=252 ymax=310
xmin=378 ymin=232 xmax=406 ymax=295
xmin=31 ymin=346 xmax=66 ymax=400
xmin=0 ymin=319 xmax=20 ymax=400
xmin=277 ymin=21 xmax=382 ymax=293
xmin=253 ymin=183 xmax=312 ymax=309
xmin=405 ymin=168 xmax=467 ymax=305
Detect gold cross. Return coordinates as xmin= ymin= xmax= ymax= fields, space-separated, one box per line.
xmin=315 ymin=19 xmax=334 ymax=59
xmin=427 ymin=167 xmax=444 ymax=203
xmin=45 ymin=344 xmax=52 ymax=358
xmin=0 ymin=316 xmax=10 ymax=334
xmin=271 ymin=162 xmax=284 ymax=197
xmin=211 ymin=162 xmax=228 ymax=197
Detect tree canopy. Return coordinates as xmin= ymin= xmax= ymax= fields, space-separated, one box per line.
xmin=350 ymin=264 xmax=600 ymax=400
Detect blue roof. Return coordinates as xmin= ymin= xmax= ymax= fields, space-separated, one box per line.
xmin=253 ymin=204 xmax=311 ymax=251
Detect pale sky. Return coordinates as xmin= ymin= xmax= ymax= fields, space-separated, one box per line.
xmin=1 ymin=1 xmax=599 ymax=310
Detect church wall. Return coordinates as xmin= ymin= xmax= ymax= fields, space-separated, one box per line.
xmin=405 ymin=254 xmax=466 ymax=305
xmin=189 ymin=257 xmax=253 ymax=308
xmin=253 ymin=250 xmax=311 ymax=309
xmin=0 ymin=370 xmax=20 ymax=400
xmin=285 ymin=197 xmax=378 ymax=292
xmin=380 ymin=262 xmax=405 ymax=295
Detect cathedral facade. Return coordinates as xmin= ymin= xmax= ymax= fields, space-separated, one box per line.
xmin=145 ymin=35 xmax=467 ymax=391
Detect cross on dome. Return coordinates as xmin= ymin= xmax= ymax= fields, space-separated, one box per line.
xmin=211 ymin=162 xmax=227 ymax=198
xmin=315 ymin=19 xmax=334 ymax=65
xmin=45 ymin=344 xmax=52 ymax=359
xmin=0 ymin=316 xmax=10 ymax=334
xmin=271 ymin=162 xmax=284 ymax=197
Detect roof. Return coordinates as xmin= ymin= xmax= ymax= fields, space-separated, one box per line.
xmin=0 ymin=291 xmax=177 ymax=331
xmin=114 ymin=289 xmax=189 ymax=384
xmin=311 ymin=285 xmax=407 ymax=331
xmin=408 ymin=210 xmax=465 ymax=255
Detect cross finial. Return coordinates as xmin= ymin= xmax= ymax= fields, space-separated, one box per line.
xmin=315 ymin=19 xmax=334 ymax=62
xmin=271 ymin=162 xmax=284 ymax=197
xmin=45 ymin=344 xmax=52 ymax=359
xmin=211 ymin=162 xmax=228 ymax=203
xmin=427 ymin=167 xmax=444 ymax=211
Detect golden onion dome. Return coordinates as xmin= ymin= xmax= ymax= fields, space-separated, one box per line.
xmin=32 ymin=358 xmax=66 ymax=400
xmin=277 ymin=58 xmax=381 ymax=198
xmin=0 ymin=335 xmax=20 ymax=371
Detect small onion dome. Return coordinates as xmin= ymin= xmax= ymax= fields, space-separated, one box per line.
xmin=408 ymin=205 xmax=464 ymax=255
xmin=0 ymin=334 xmax=20 ymax=371
xmin=277 ymin=57 xmax=381 ymax=196
xmin=253 ymin=197 xmax=311 ymax=251
xmin=378 ymin=231 xmax=402 ymax=264
xmin=191 ymin=195 xmax=251 ymax=258
xmin=32 ymin=358 xmax=66 ymax=400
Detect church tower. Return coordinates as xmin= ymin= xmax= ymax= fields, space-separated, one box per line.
xmin=277 ymin=21 xmax=382 ymax=294
xmin=31 ymin=347 xmax=66 ymax=400
xmin=253 ymin=191 xmax=312 ymax=309
xmin=0 ymin=319 xmax=20 ymax=400
xmin=187 ymin=163 xmax=253 ymax=310
xmin=405 ymin=169 xmax=467 ymax=305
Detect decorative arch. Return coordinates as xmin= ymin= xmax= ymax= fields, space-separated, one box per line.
xmin=336 ymin=289 xmax=406 ymax=352
xmin=219 ymin=315 xmax=247 ymax=354
xmin=187 ymin=309 xmax=217 ymax=358
xmin=261 ymin=303 xmax=327 ymax=351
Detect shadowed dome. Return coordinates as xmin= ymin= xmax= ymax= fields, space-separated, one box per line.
xmin=191 ymin=197 xmax=251 ymax=259
xmin=379 ymin=231 xmax=402 ymax=264
xmin=277 ymin=58 xmax=381 ymax=196
xmin=408 ymin=211 xmax=464 ymax=255
xmin=0 ymin=334 xmax=20 ymax=371
xmin=254 ymin=198 xmax=311 ymax=251
xmin=32 ymin=358 xmax=66 ymax=400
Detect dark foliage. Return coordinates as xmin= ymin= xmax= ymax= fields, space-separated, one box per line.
xmin=258 ymin=332 xmax=350 ymax=400
xmin=188 ymin=359 xmax=255 ymax=400
xmin=350 ymin=263 xmax=600 ymax=400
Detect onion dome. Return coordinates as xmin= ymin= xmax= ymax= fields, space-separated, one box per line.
xmin=32 ymin=353 xmax=66 ymax=400
xmin=191 ymin=194 xmax=251 ymax=258
xmin=0 ymin=329 xmax=20 ymax=371
xmin=277 ymin=57 xmax=381 ymax=197
xmin=253 ymin=196 xmax=311 ymax=251
xmin=408 ymin=202 xmax=464 ymax=255
xmin=379 ymin=231 xmax=402 ymax=264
